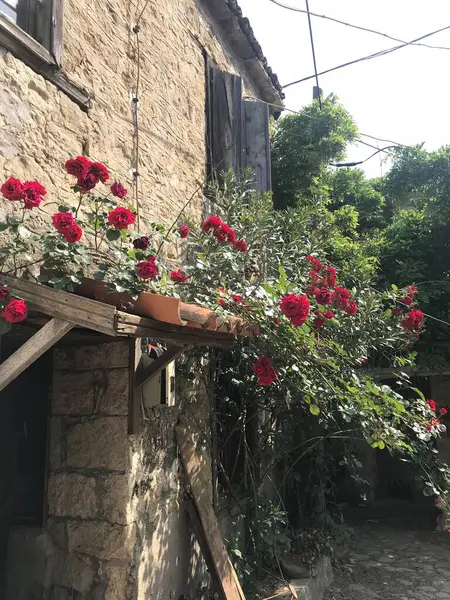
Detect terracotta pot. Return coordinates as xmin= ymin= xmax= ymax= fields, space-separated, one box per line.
xmin=132 ymin=292 xmax=183 ymax=325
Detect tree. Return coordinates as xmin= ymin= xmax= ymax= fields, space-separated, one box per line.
xmin=271 ymin=95 xmax=358 ymax=210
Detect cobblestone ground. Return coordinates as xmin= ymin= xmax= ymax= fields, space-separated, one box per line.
xmin=326 ymin=517 xmax=450 ymax=600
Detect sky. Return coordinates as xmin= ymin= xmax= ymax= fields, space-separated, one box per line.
xmin=238 ymin=0 xmax=450 ymax=177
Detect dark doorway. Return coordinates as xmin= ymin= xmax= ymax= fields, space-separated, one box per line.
xmin=0 ymin=339 xmax=52 ymax=596
xmin=376 ymin=376 xmax=431 ymax=501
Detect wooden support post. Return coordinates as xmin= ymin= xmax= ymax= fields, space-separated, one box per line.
xmin=135 ymin=345 xmax=186 ymax=391
xmin=0 ymin=317 xmax=74 ymax=392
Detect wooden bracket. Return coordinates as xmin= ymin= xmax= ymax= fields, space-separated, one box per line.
xmin=135 ymin=345 xmax=186 ymax=391
xmin=0 ymin=317 xmax=74 ymax=393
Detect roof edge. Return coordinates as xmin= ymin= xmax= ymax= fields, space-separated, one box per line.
xmin=202 ymin=0 xmax=285 ymax=106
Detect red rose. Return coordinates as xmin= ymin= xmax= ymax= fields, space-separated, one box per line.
xmin=326 ymin=267 xmax=337 ymax=288
xmin=399 ymin=296 xmax=413 ymax=306
xmin=62 ymin=223 xmax=83 ymax=243
xmin=401 ymin=309 xmax=424 ymax=330
xmin=65 ymin=156 xmax=90 ymax=178
xmin=214 ymin=223 xmax=232 ymax=242
xmin=234 ymin=239 xmax=249 ymax=252
xmin=431 ymin=417 xmax=441 ymax=426
xmin=252 ymin=356 xmax=279 ymax=387
xmin=22 ymin=181 xmax=46 ymax=209
xmin=52 ymin=212 xmax=75 ymax=233
xmin=77 ymin=174 xmax=97 ymax=192
xmin=434 ymin=498 xmax=441 ymax=505
xmin=2 ymin=298 xmax=27 ymax=323
xmin=179 ymin=224 xmax=189 ymax=239
xmin=170 ymin=269 xmax=188 ymax=283
xmin=0 ymin=285 xmax=9 ymax=300
xmin=107 ymin=207 xmax=136 ymax=230
xmin=232 ymin=295 xmax=243 ymax=303
xmin=136 ymin=259 xmax=158 ymax=280
xmin=346 ymin=300 xmax=357 ymax=316
xmin=323 ymin=310 xmax=334 ymax=319
xmin=227 ymin=229 xmax=237 ymax=244
xmin=280 ymin=294 xmax=310 ymax=318
xmin=313 ymin=316 xmax=325 ymax=327
xmin=408 ymin=284 xmax=418 ymax=297
xmin=1 ymin=177 xmax=23 ymax=200
xmin=314 ymin=287 xmax=334 ymax=305
xmin=87 ymin=162 xmax=110 ymax=183
xmin=110 ymin=181 xmax=128 ymax=198
xmin=440 ymin=408 xmax=448 ymax=416
xmin=202 ymin=216 xmax=222 ymax=232
xmin=392 ymin=308 xmax=402 ymax=316
xmin=334 ymin=287 xmax=350 ymax=309
xmin=133 ymin=236 xmax=150 ymax=250
xmin=427 ymin=399 xmax=437 ymax=412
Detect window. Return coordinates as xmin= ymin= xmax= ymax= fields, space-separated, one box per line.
xmin=0 ymin=0 xmax=89 ymax=108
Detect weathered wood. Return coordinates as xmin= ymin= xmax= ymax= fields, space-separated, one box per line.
xmin=128 ymin=339 xmax=141 ymax=435
xmin=115 ymin=312 xmax=235 ymax=347
xmin=208 ymin=66 xmax=243 ymax=179
xmin=51 ymin=0 xmax=64 ymax=64
xmin=176 ymin=427 xmax=246 ymax=600
xmin=242 ymin=100 xmax=272 ymax=192
xmin=0 ymin=317 xmax=73 ymax=392
xmin=2 ymin=275 xmax=117 ymax=337
xmin=135 ymin=345 xmax=185 ymax=391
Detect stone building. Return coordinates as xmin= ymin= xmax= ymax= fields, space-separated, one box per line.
xmin=0 ymin=0 xmax=283 ymax=598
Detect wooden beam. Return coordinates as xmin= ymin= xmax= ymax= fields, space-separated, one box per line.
xmin=176 ymin=427 xmax=246 ymax=600
xmin=135 ymin=345 xmax=186 ymax=391
xmin=115 ymin=312 xmax=235 ymax=347
xmin=2 ymin=275 xmax=117 ymax=337
xmin=0 ymin=317 xmax=73 ymax=392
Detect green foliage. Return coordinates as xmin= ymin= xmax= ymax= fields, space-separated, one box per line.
xmin=272 ymin=95 xmax=358 ymax=210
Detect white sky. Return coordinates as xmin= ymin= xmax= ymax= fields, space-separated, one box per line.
xmin=238 ymin=0 xmax=450 ymax=177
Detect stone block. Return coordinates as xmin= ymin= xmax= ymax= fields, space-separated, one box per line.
xmin=52 ymin=552 xmax=95 ymax=593
xmin=52 ymin=371 xmax=96 ymax=415
xmin=54 ymin=342 xmax=130 ymax=371
xmin=48 ymin=473 xmax=97 ymax=519
xmin=98 ymin=474 xmax=131 ymax=524
xmin=66 ymin=417 xmax=128 ymax=471
xmin=67 ymin=520 xmax=136 ymax=561
xmin=47 ymin=519 xmax=67 ymax=550
xmin=95 ymin=368 xmax=129 ymax=415
xmin=49 ymin=417 xmax=63 ymax=471
xmin=99 ymin=564 xmax=129 ymax=600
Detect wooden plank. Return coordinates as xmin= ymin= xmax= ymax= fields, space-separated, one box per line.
xmin=0 ymin=317 xmax=73 ymax=392
xmin=135 ymin=345 xmax=185 ymax=391
xmin=242 ymin=100 xmax=272 ymax=192
xmin=128 ymin=339 xmax=140 ymax=435
xmin=208 ymin=67 xmax=243 ymax=180
xmin=176 ymin=427 xmax=246 ymax=600
xmin=51 ymin=0 xmax=64 ymax=64
xmin=2 ymin=275 xmax=117 ymax=337
xmin=115 ymin=312 xmax=235 ymax=347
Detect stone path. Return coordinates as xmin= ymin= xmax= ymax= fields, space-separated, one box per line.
xmin=325 ymin=522 xmax=450 ymax=600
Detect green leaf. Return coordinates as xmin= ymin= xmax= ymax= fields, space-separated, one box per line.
xmin=277 ymin=265 xmax=287 ymax=293
xmin=309 ymin=404 xmax=320 ymax=416
xmin=391 ymin=284 xmax=398 ymax=292
xmin=106 ymin=229 xmax=121 ymax=242
xmin=0 ymin=222 xmax=9 ymax=232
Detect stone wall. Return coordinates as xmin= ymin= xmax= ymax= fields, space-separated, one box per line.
xmin=0 ymin=0 xmax=262 ymax=231
xmin=6 ymin=340 xmax=215 ymax=599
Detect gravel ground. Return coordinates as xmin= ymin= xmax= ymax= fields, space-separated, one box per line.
xmin=325 ymin=508 xmax=450 ymax=600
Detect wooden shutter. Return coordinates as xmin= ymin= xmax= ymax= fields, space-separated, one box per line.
xmin=242 ymin=100 xmax=272 ymax=192
xmin=207 ymin=66 xmax=243 ymax=180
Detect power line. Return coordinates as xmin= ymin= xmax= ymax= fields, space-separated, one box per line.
xmin=305 ymin=0 xmax=322 ymax=108
xmin=283 ymin=25 xmax=450 ymax=89
xmin=243 ymin=95 xmax=407 ymax=151
xmin=331 ymin=145 xmax=398 ymax=167
xmin=267 ymin=0 xmax=450 ymax=51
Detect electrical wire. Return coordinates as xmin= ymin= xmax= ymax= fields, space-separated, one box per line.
xmin=243 ymin=95 xmax=407 ymax=150
xmin=305 ymin=0 xmax=322 ymax=108
xmin=267 ymin=0 xmax=450 ymax=51
xmin=330 ymin=146 xmax=398 ymax=167
xmin=283 ymin=25 xmax=450 ymax=89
